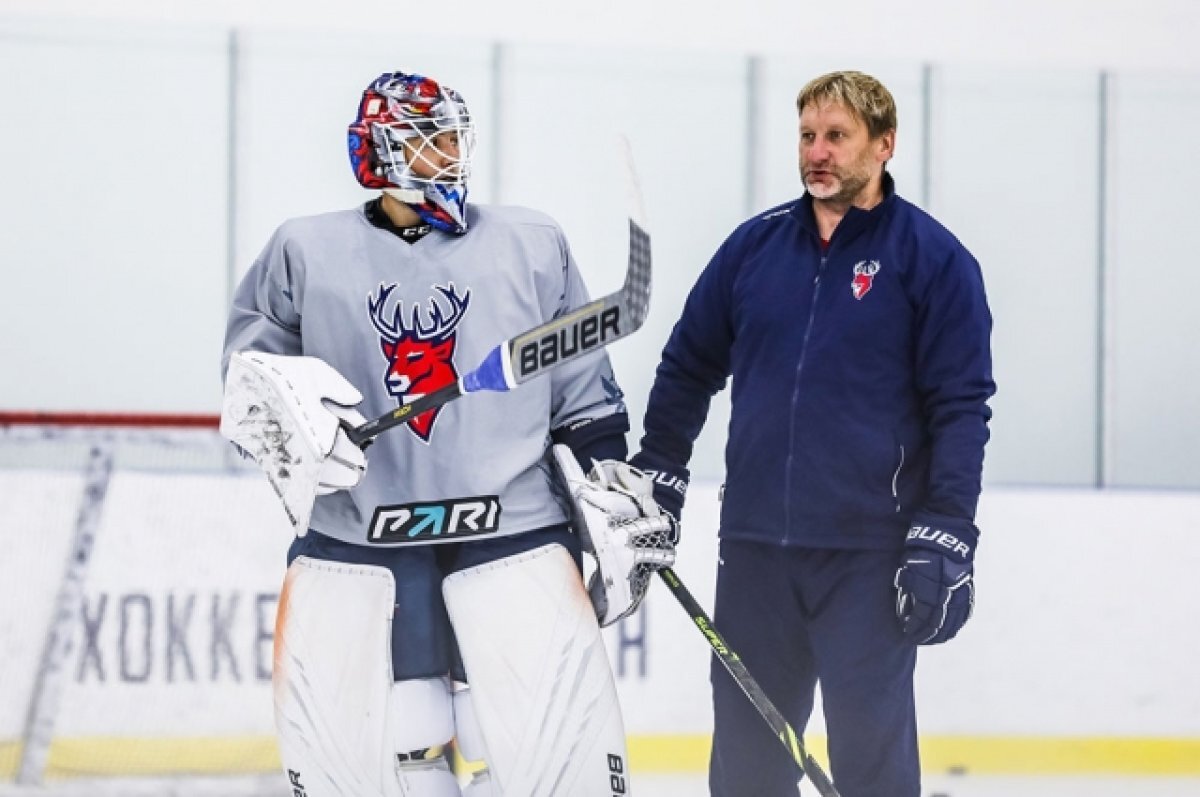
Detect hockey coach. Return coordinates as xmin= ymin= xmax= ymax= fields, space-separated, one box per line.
xmin=630 ymin=70 xmax=996 ymax=796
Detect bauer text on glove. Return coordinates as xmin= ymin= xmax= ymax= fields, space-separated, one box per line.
xmin=894 ymin=515 xmax=977 ymax=645
xmin=627 ymin=450 xmax=689 ymax=523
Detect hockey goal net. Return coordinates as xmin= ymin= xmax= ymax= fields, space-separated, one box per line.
xmin=0 ymin=412 xmax=293 ymax=797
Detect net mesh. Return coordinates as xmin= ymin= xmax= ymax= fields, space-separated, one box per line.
xmin=620 ymin=514 xmax=678 ymax=606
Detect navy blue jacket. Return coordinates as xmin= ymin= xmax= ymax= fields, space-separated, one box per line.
xmin=637 ymin=175 xmax=995 ymax=550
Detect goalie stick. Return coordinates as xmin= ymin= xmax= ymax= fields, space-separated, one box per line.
xmin=224 ymin=138 xmax=650 ymax=533
xmin=657 ymin=567 xmax=842 ymax=797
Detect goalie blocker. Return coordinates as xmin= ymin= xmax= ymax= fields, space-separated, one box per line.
xmin=551 ymin=444 xmax=677 ymax=627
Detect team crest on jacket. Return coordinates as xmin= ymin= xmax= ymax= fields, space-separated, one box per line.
xmin=368 ymin=282 xmax=471 ymax=442
xmin=851 ymin=260 xmax=881 ymax=300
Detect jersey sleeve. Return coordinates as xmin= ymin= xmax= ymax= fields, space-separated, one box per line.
xmin=221 ymin=225 xmax=305 ymax=378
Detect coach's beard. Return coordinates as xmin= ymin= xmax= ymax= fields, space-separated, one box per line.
xmin=803 ymin=167 xmax=873 ymax=206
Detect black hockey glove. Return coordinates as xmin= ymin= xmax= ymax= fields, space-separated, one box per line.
xmin=627 ymin=450 xmax=689 ymax=525
xmin=894 ymin=513 xmax=978 ymax=645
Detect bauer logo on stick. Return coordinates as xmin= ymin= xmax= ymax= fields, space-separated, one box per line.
xmin=513 ymin=303 xmax=622 ymax=380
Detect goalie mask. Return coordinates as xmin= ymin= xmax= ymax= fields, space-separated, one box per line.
xmin=348 ymin=71 xmax=476 ymax=234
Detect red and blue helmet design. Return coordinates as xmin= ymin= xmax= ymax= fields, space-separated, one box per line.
xmin=348 ymin=72 xmax=475 ymax=234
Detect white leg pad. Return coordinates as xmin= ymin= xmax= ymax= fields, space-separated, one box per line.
xmin=461 ymin=769 xmax=498 ymax=797
xmin=396 ymin=756 xmax=461 ymax=797
xmin=392 ymin=678 xmax=459 ymax=796
xmin=274 ymin=556 xmax=398 ymax=796
xmin=453 ymin=687 xmax=497 ymax=796
xmin=452 ymin=687 xmax=489 ymax=764
xmin=443 ymin=544 xmax=631 ymax=796
xmin=274 ymin=556 xmax=462 ymax=797
xmin=391 ymin=678 xmax=454 ymax=753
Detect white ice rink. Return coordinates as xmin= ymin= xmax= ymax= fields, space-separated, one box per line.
xmin=4 ymin=774 xmax=1200 ymax=796
xmin=649 ymin=774 xmax=1200 ymax=796
xmin=644 ymin=774 xmax=1200 ymax=796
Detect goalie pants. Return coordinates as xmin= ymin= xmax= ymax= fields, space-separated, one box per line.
xmin=287 ymin=523 xmax=581 ymax=680
xmin=708 ymin=539 xmax=919 ymax=797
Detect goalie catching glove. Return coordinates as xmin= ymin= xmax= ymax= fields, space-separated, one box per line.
xmin=221 ymin=352 xmax=368 ymax=531
xmin=551 ymin=444 xmax=677 ymax=626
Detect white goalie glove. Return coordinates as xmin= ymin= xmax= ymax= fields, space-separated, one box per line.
xmin=551 ymin=444 xmax=677 ymax=627
xmin=221 ymin=352 xmax=368 ymax=532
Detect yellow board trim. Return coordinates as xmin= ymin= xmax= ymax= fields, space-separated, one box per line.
xmin=0 ymin=737 xmax=281 ymax=779
xmin=919 ymin=736 xmax=1200 ymax=776
xmin=627 ymin=735 xmax=1200 ymax=776
xmin=4 ymin=734 xmax=1200 ymax=779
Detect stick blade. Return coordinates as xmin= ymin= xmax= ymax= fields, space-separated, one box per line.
xmin=220 ymin=353 xmax=322 ymax=534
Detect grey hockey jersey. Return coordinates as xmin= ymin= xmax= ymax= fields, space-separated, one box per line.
xmin=222 ymin=202 xmax=627 ymax=547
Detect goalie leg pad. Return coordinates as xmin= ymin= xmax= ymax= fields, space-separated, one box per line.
xmin=454 ymin=688 xmax=499 ymax=797
xmin=391 ymin=679 xmax=460 ymax=797
xmin=443 ymin=543 xmax=630 ymax=796
xmin=391 ymin=677 xmax=454 ymax=753
xmin=452 ymin=687 xmax=490 ymax=764
xmin=395 ymin=755 xmax=460 ymax=797
xmin=461 ymin=770 xmax=498 ymax=797
xmin=274 ymin=556 xmax=398 ymax=796
xmin=275 ymin=557 xmax=461 ymax=797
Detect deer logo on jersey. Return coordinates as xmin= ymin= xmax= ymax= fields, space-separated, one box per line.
xmin=851 ymin=260 xmax=881 ymax=300
xmin=368 ymin=282 xmax=472 ymax=442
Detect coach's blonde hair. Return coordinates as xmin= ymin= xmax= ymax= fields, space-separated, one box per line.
xmin=796 ymin=71 xmax=897 ymax=139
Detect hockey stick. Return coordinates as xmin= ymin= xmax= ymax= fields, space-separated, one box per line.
xmin=657 ymin=567 xmax=842 ymax=797
xmin=224 ymin=138 xmax=650 ymax=533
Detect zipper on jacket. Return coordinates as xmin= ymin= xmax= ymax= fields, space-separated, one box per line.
xmin=783 ymin=253 xmax=827 ymax=544
xmin=891 ymin=444 xmax=905 ymax=513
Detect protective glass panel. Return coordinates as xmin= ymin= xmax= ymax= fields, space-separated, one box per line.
xmin=0 ymin=19 xmax=230 ymax=413
xmin=501 ymin=43 xmax=750 ymax=481
xmin=1107 ymin=72 xmax=1200 ymax=488
xmin=933 ymin=66 xmax=1102 ymax=486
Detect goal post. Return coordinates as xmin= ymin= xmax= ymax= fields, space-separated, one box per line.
xmin=0 ymin=411 xmax=291 ymax=794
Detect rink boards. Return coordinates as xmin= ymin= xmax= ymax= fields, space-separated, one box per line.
xmin=1 ymin=470 xmax=1198 ymax=780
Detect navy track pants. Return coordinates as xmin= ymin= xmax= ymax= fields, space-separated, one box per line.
xmin=708 ymin=539 xmax=920 ymax=797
